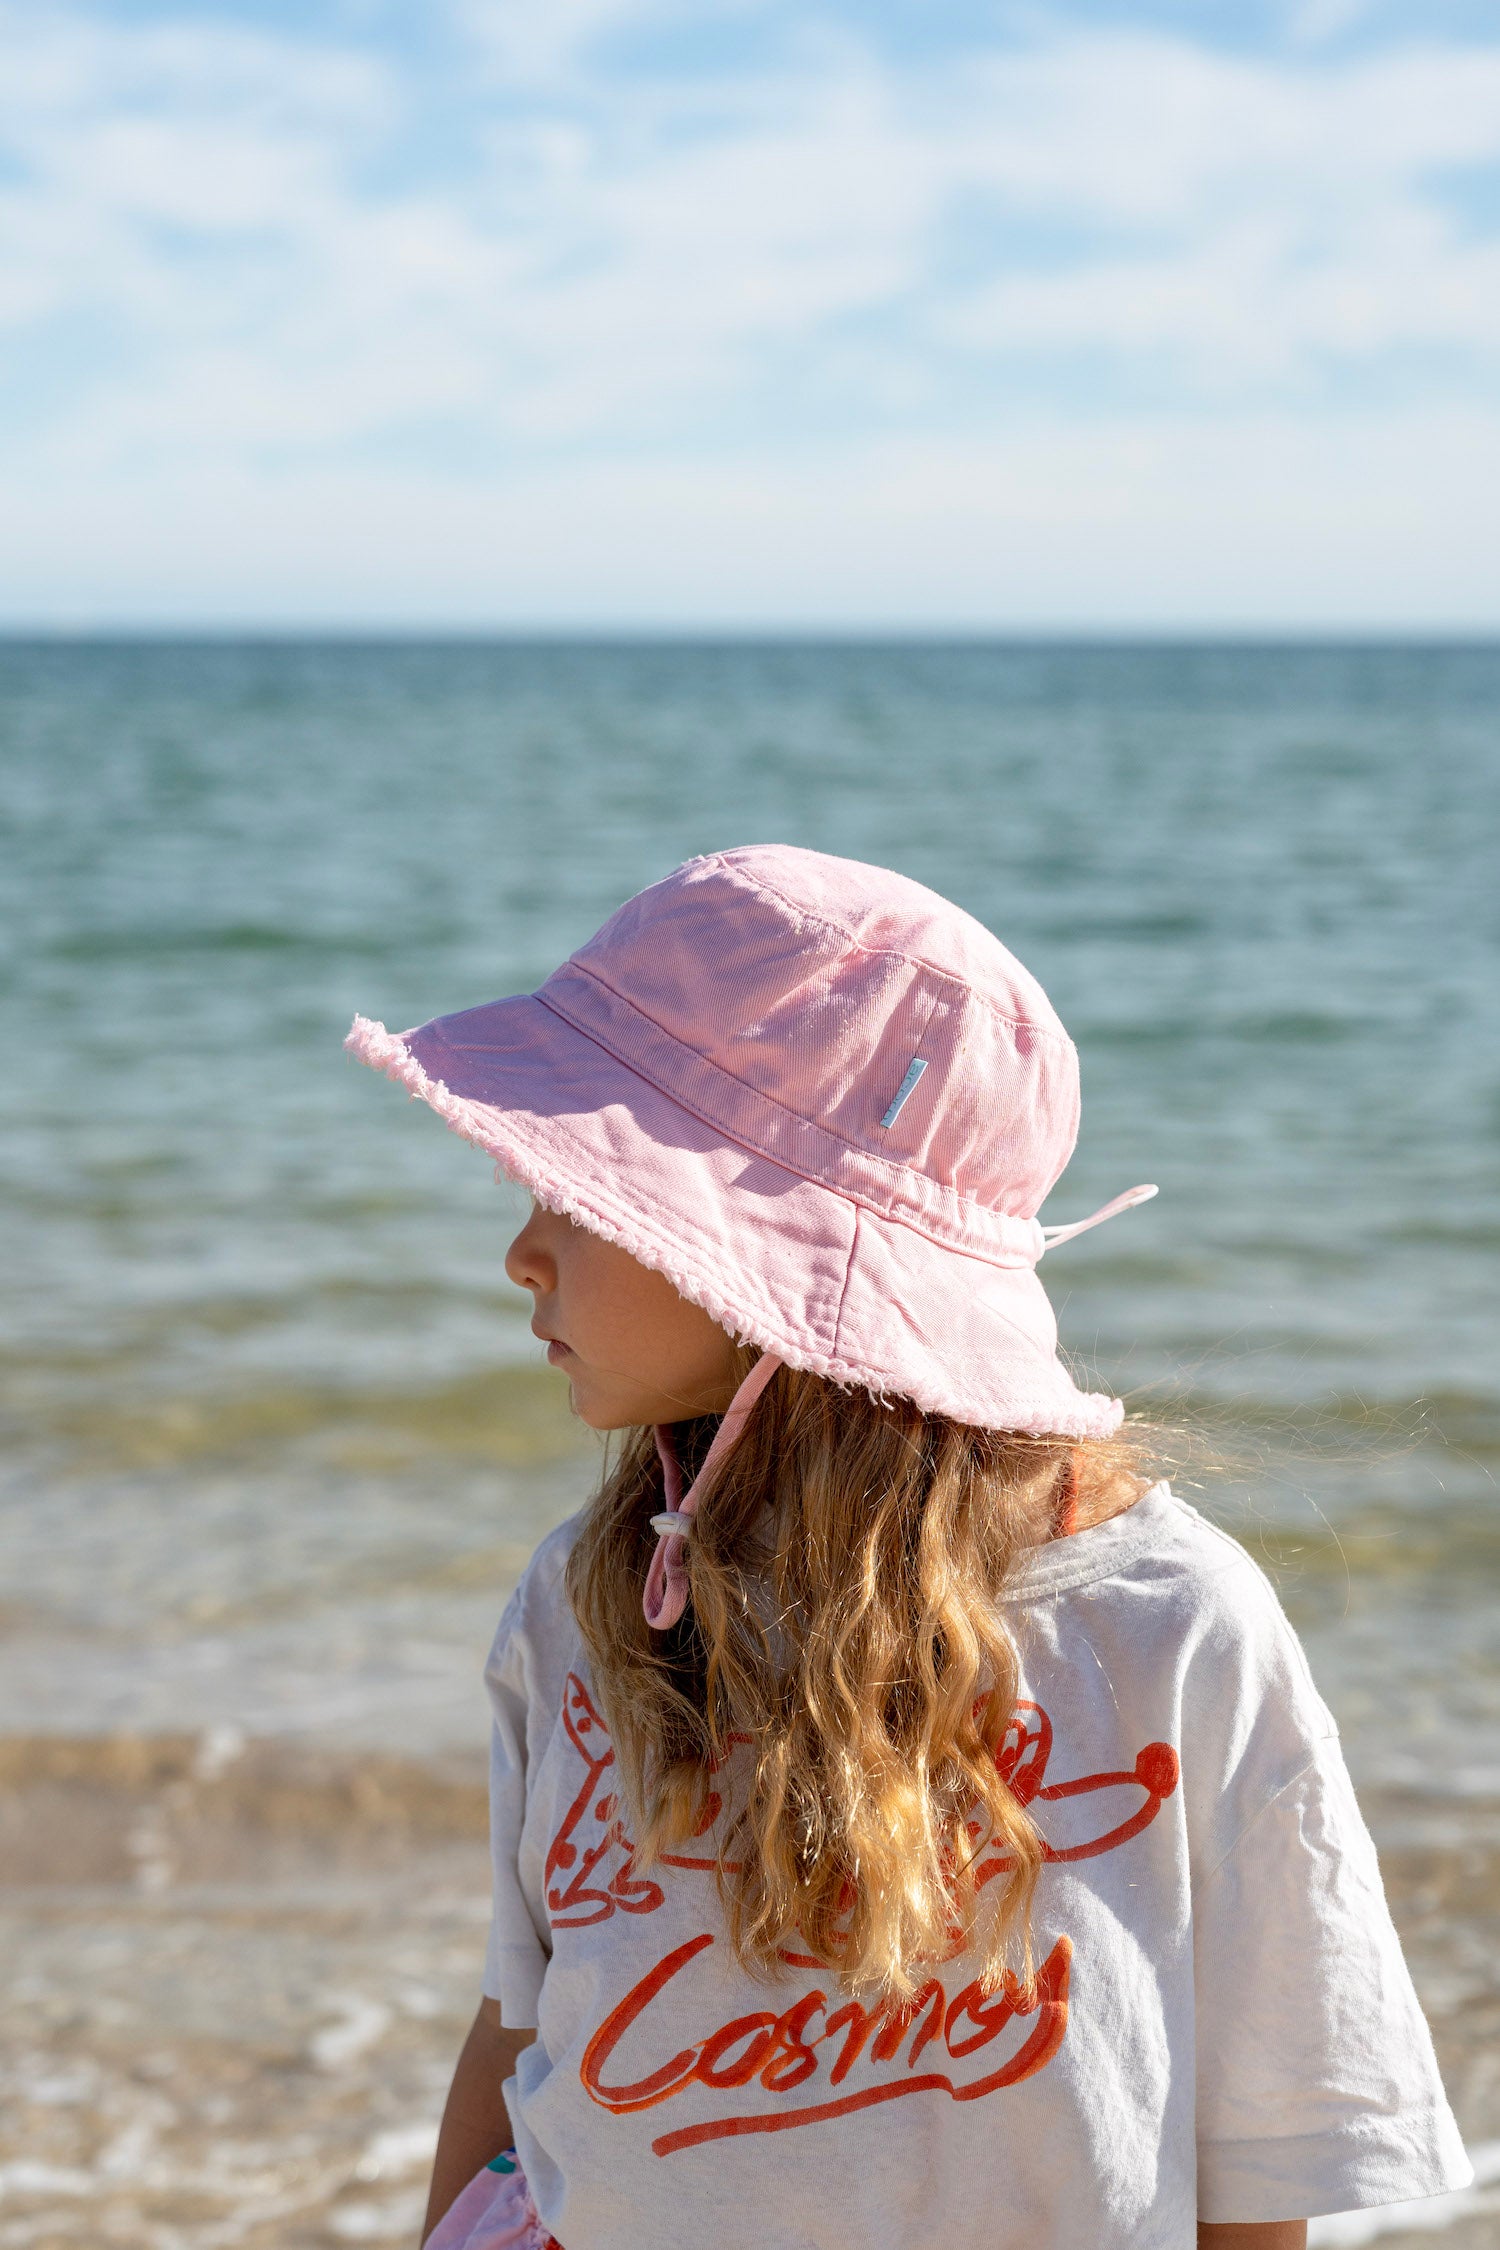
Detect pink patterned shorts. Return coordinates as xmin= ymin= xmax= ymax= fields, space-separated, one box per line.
xmin=424 ymin=2152 xmax=563 ymax=2250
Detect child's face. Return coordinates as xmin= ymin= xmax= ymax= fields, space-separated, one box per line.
xmin=504 ymin=1201 xmax=741 ymax=1429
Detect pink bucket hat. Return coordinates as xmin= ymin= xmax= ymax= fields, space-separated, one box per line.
xmin=346 ymin=846 xmax=1152 ymax=1468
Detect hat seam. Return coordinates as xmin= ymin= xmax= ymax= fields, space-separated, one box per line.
xmin=830 ymin=1206 xmax=861 ymax=1368
xmin=703 ymin=851 xmax=1078 ymax=1051
xmin=538 ymin=966 xmax=1058 ymax=1255
xmin=833 ymin=1198 xmax=1068 ymax=1393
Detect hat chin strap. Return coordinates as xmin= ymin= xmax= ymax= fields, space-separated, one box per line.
xmin=644 ymin=1352 xmax=783 ymax=1630
xmin=1039 ymin=1182 xmax=1157 ymax=1252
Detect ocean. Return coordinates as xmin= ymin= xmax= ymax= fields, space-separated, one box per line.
xmin=3 ymin=638 xmax=1498 ymax=2246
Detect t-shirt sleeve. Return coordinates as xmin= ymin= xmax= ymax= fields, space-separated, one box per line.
xmin=480 ymin=1577 xmax=552 ymax=2025
xmin=1193 ymin=1728 xmax=1471 ymax=2223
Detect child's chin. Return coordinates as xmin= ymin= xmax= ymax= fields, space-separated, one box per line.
xmin=564 ymin=1379 xmax=634 ymax=1433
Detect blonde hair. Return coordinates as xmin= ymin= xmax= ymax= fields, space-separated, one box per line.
xmin=566 ymin=1356 xmax=1143 ymax=2000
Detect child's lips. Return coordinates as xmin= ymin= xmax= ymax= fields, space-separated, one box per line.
xmin=545 ymin=1339 xmax=573 ymax=1365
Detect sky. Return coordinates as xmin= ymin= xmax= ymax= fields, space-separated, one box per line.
xmin=3 ymin=0 xmax=1499 ymax=630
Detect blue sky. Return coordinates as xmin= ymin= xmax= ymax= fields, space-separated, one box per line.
xmin=3 ymin=0 xmax=1499 ymax=627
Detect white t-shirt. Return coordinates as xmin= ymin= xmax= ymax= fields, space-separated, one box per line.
xmin=481 ymin=1482 xmax=1469 ymax=2249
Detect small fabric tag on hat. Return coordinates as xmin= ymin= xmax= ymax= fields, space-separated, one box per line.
xmin=879 ymin=1056 xmax=928 ymax=1129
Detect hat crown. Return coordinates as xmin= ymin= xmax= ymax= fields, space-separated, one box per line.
xmin=550 ymin=845 xmax=1079 ymax=1222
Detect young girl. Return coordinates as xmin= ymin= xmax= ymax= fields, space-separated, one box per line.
xmin=347 ymin=845 xmax=1468 ymax=2250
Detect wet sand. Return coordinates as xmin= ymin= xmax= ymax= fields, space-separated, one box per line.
xmin=2 ymin=1734 xmax=1498 ymax=2249
xmin=1 ymin=1734 xmax=492 ymax=2249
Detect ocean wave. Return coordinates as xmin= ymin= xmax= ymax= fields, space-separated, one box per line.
xmin=0 ymin=1730 xmax=489 ymax=1892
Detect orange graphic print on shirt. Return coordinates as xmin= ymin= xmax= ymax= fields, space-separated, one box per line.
xmin=546 ymin=1673 xmax=1178 ymax=2154
xmin=544 ymin=1676 xmax=751 ymax=1926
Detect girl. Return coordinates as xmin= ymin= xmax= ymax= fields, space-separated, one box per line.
xmin=347 ymin=845 xmax=1468 ymax=2250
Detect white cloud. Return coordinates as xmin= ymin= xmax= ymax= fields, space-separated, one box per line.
xmin=0 ymin=3 xmax=1498 ymax=620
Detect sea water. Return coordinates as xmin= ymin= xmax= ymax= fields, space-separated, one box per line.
xmin=1 ymin=639 xmax=1497 ymax=2241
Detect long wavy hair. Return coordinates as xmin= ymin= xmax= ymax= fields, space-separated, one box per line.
xmin=567 ymin=1353 xmax=1144 ymax=1999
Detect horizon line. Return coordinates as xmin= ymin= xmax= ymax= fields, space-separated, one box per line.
xmin=3 ymin=623 xmax=1499 ymax=646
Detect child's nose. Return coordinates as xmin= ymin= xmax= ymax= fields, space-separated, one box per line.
xmin=504 ymin=1217 xmax=555 ymax=1295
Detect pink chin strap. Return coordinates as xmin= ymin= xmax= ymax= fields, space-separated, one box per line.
xmin=643 ymin=1352 xmax=783 ymax=1631
xmin=1038 ymin=1182 xmax=1157 ymax=1250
